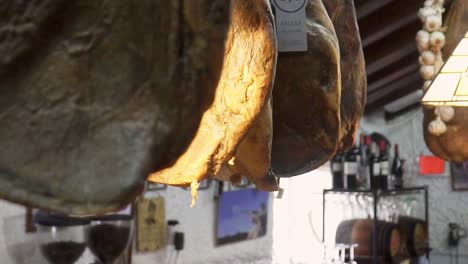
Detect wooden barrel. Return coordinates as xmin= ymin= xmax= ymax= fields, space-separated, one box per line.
xmin=336 ymin=219 xmax=401 ymax=259
xmin=398 ymin=216 xmax=428 ymax=257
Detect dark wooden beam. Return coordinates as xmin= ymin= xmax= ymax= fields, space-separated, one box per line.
xmin=362 ymin=14 xmax=418 ymax=48
xmin=365 ymin=43 xmax=417 ymax=76
xmin=358 ymin=0 xmax=424 ymax=35
xmin=367 ymin=63 xmax=420 ymax=93
xmin=356 ymin=0 xmax=394 ymax=20
xmin=366 ymin=71 xmax=422 ymax=107
xmin=367 ymin=52 xmax=420 ymax=84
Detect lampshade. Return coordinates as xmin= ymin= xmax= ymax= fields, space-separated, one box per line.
xmin=422 ymin=31 xmax=468 ymax=106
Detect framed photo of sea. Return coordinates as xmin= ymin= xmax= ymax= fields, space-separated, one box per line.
xmin=451 ymin=162 xmax=468 ymax=191
xmin=215 ymin=188 xmax=269 ymax=246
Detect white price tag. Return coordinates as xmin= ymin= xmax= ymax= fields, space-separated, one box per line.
xmin=381 ymin=162 xmax=389 ymax=175
xmin=332 ymin=162 xmax=342 ymax=172
xmin=271 ymin=0 xmax=308 ymax=52
xmin=344 ymin=162 xmax=358 ymax=175
xmin=373 ymin=163 xmax=380 ymax=174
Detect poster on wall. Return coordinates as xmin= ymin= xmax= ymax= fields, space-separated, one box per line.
xmin=215 ymin=188 xmax=269 ymax=246
xmin=451 ymin=162 xmax=468 ymax=191
xmin=136 ymin=197 xmax=166 ymax=252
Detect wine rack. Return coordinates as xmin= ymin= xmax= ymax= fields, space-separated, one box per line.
xmin=322 ymin=187 xmax=429 ymax=264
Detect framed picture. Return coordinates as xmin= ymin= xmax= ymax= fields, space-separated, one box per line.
xmin=215 ymin=188 xmax=269 ymax=246
xmin=451 ymin=162 xmax=468 ymax=190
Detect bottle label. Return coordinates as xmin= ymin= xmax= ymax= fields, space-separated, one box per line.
xmin=332 ymin=162 xmax=343 ymax=172
xmin=344 ymin=162 xmax=358 ymax=175
xmin=373 ymin=163 xmax=380 ymax=175
xmin=271 ymin=0 xmax=308 ymax=52
xmin=381 ymin=162 xmax=389 ymax=175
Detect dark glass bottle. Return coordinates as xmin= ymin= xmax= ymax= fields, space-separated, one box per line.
xmin=344 ymin=146 xmax=359 ymax=189
xmin=369 ymin=141 xmax=380 ymax=190
xmin=378 ymin=140 xmax=389 ymax=190
xmin=391 ymin=144 xmax=404 ymax=189
xmin=358 ymin=134 xmax=370 ymax=189
xmin=359 ymin=134 xmax=368 ymax=166
xmin=331 ymin=153 xmax=344 ymax=189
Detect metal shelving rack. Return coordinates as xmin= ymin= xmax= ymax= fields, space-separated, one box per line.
xmin=322 ymin=186 xmax=429 ymax=264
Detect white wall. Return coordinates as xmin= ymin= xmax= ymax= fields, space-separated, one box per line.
xmin=0 ymin=186 xmax=273 ymax=264
xmin=133 ymin=186 xmax=273 ymax=264
xmin=271 ymin=166 xmax=332 ymax=264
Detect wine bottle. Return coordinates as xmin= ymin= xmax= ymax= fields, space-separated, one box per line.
xmin=330 ymin=154 xmax=344 ymax=189
xmin=359 ymin=134 xmax=368 ymax=166
xmin=344 ymin=146 xmax=359 ymax=189
xmin=391 ymin=144 xmax=404 ymax=189
xmin=369 ymin=141 xmax=380 ymax=190
xmin=378 ymin=140 xmax=389 ymax=190
xmin=358 ymin=134 xmax=370 ymax=189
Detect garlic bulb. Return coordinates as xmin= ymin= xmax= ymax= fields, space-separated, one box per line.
xmin=428 ymin=117 xmax=447 ymax=136
xmin=416 ymin=30 xmax=431 ymax=51
xmin=418 ymin=7 xmax=437 ymax=22
xmin=424 ymin=15 xmax=443 ymax=31
xmin=419 ymin=51 xmax=436 ymax=65
xmin=437 ymin=106 xmax=455 ymax=122
xmin=420 ymin=65 xmax=436 ymax=80
xmin=430 ymin=31 xmax=446 ymax=48
xmin=424 ymin=0 xmax=434 ymax=7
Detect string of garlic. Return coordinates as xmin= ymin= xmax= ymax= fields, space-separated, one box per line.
xmin=417 ymin=0 xmax=455 ymax=136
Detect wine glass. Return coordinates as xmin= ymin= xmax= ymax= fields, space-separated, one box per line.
xmin=34 ymin=211 xmax=89 ymax=264
xmin=3 ymin=214 xmax=38 ymax=263
xmin=85 ymin=216 xmax=133 ymax=264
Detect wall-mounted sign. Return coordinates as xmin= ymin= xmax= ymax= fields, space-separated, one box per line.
xmin=136 ymin=197 xmax=166 ymax=252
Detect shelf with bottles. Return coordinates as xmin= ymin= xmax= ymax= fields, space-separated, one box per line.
xmin=330 ymin=133 xmax=405 ymax=192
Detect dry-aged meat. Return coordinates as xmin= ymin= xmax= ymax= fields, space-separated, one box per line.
xmin=216 ymin=99 xmax=278 ymax=192
xmin=323 ymin=0 xmax=367 ymax=152
xmin=271 ymin=0 xmax=341 ymax=177
xmin=149 ymin=0 xmax=277 ymax=205
xmin=0 ymin=0 xmax=230 ymax=215
xmin=0 ymin=0 xmax=67 ymax=73
xmin=423 ymin=0 xmax=468 ymax=162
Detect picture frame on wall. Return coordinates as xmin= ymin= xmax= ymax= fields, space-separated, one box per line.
xmin=450 ymin=162 xmax=468 ymax=191
xmin=215 ymin=188 xmax=269 ymax=246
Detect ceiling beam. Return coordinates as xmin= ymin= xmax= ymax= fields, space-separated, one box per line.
xmin=367 ymin=62 xmax=420 ymax=93
xmin=365 ymin=43 xmax=417 ymax=76
xmin=366 ymin=71 xmax=422 ymax=106
xmin=362 ymin=14 xmax=418 ymax=48
xmin=356 ymin=0 xmax=394 ymax=20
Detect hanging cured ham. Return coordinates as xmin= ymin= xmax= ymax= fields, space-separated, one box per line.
xmin=323 ymin=0 xmax=367 ymax=153
xmin=423 ymin=0 xmax=468 ymax=162
xmin=271 ymin=0 xmax=341 ymax=177
xmin=0 ymin=0 xmax=230 ymax=215
xmin=148 ymin=0 xmax=277 ymax=205
xmin=216 ymin=98 xmax=278 ymax=192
